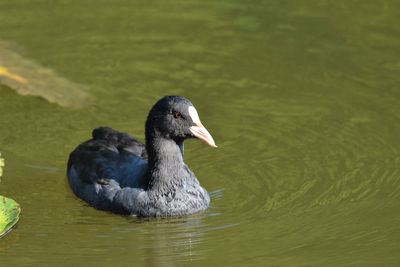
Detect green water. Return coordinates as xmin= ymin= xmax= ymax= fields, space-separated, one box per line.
xmin=1 ymin=0 xmax=400 ymax=266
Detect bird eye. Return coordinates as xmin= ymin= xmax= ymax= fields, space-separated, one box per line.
xmin=173 ymin=111 xmax=182 ymax=119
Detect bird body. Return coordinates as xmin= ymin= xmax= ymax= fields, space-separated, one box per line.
xmin=67 ymin=96 xmax=216 ymax=217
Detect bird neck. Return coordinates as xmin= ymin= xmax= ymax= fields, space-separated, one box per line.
xmin=145 ymin=131 xmax=188 ymax=190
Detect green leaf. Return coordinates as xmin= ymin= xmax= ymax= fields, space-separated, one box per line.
xmin=0 ymin=152 xmax=4 ymax=178
xmin=0 ymin=196 xmax=21 ymax=238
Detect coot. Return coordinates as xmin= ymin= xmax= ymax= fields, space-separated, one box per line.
xmin=67 ymin=96 xmax=217 ymax=217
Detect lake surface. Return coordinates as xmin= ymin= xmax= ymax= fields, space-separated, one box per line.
xmin=1 ymin=0 xmax=400 ymax=266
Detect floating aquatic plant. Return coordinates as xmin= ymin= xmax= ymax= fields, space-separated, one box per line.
xmin=0 ymin=152 xmax=21 ymax=238
xmin=0 ymin=152 xmax=4 ymax=178
xmin=0 ymin=196 xmax=21 ymax=238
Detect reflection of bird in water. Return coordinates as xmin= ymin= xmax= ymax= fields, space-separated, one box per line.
xmin=0 ymin=39 xmax=89 ymax=107
xmin=0 ymin=66 xmax=27 ymax=84
xmin=142 ymin=216 xmax=207 ymax=267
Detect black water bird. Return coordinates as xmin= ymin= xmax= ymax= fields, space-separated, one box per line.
xmin=67 ymin=96 xmax=217 ymax=217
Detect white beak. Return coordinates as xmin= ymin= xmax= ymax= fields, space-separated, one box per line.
xmin=188 ymin=106 xmax=217 ymax=148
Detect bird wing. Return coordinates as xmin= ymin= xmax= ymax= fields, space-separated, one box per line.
xmin=67 ymin=127 xmax=148 ymax=185
xmin=91 ymin=126 xmax=147 ymax=159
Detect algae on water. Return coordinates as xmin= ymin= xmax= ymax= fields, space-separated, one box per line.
xmin=0 ymin=40 xmax=90 ymax=108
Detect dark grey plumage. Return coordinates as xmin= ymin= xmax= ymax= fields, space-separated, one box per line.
xmin=67 ymin=96 xmax=215 ymax=217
